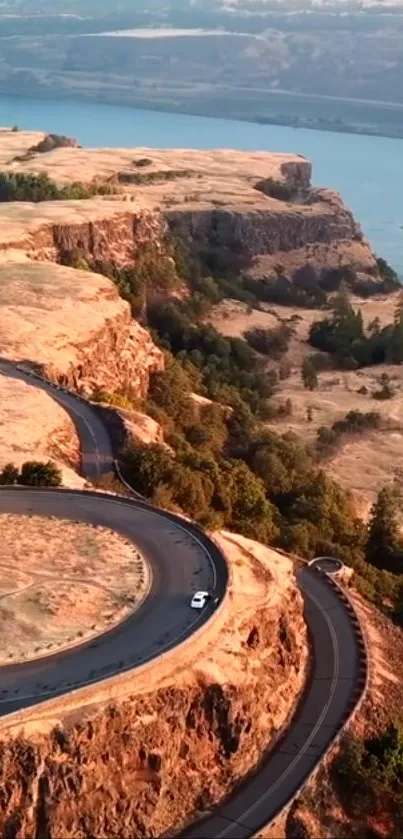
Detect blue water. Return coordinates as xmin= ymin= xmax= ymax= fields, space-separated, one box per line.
xmin=0 ymin=94 xmax=402 ymax=275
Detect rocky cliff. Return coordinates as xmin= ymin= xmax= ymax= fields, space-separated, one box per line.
xmin=0 ymin=262 xmax=164 ymax=397
xmin=0 ymin=532 xmax=307 ymax=839
xmin=166 ymin=188 xmax=364 ymax=259
xmin=0 ymin=135 xmax=379 ymax=285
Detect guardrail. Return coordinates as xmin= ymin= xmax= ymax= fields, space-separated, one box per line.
xmin=0 ymin=485 xmax=230 ymax=726
xmin=5 ymin=362 xmax=369 ymax=836
xmin=0 ymin=363 xmax=232 ymax=725
xmin=254 ymin=566 xmax=369 ymax=837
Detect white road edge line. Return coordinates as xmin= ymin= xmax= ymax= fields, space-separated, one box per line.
xmin=0 ymin=493 xmax=218 ymax=705
xmin=216 ymin=583 xmax=340 ymax=837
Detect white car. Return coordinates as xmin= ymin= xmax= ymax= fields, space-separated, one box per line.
xmin=190 ymin=590 xmax=210 ymax=610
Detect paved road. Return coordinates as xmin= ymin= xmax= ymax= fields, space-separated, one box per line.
xmin=0 ymin=488 xmax=227 ymax=715
xmin=0 ymin=360 xmax=114 ymax=480
xmin=309 ymin=557 xmax=344 ymax=574
xmin=0 ymin=361 xmax=228 ymax=713
xmin=0 ymin=361 xmax=366 ymax=836
xmin=180 ymin=567 xmax=364 ymax=838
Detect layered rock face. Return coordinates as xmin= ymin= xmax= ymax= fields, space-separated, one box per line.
xmin=0 ymin=262 xmax=164 ymax=397
xmin=0 ymin=135 xmax=379 ymax=285
xmin=0 ymin=533 xmax=307 ymax=839
xmin=0 ymin=202 xmax=166 ymax=267
xmin=166 ymin=190 xmax=364 ymax=260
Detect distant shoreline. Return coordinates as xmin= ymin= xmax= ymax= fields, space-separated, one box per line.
xmin=1 ymin=86 xmax=403 ymax=144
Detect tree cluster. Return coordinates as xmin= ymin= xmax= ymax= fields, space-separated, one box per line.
xmin=244 ymin=323 xmax=292 ymax=359
xmin=61 ymin=242 xmax=182 ymax=317
xmin=0 ymin=460 xmax=62 ymax=487
xmin=0 ymin=171 xmax=119 ymax=203
xmin=335 ymin=725 xmax=403 ymax=836
xmin=147 ymin=301 xmax=275 ymax=416
xmin=366 ymin=487 xmax=403 ymax=576
xmin=310 ymin=290 xmax=403 ymax=368
xmin=316 ymin=409 xmax=381 ymax=457
xmin=119 ymin=354 xmax=366 ymax=565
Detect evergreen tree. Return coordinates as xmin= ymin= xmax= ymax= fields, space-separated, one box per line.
xmin=0 ymin=462 xmax=19 ymax=484
xmin=302 ymin=359 xmax=318 ymax=391
xmin=390 ymin=292 xmax=403 ymax=364
xmin=366 ymin=487 xmax=403 ymax=573
xmin=20 ymin=460 xmax=62 ymax=487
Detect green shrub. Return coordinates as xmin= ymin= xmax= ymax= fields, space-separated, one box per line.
xmin=0 ymin=171 xmax=120 ymax=203
xmin=301 ymin=359 xmax=318 ymax=390
xmin=0 ymin=462 xmax=20 ymax=484
xmin=20 ymin=460 xmax=62 ymax=487
xmin=244 ymin=324 xmax=292 ymax=359
xmin=334 ymin=725 xmax=403 ymax=833
xmin=0 ymin=460 xmax=62 ymax=486
xmin=118 ymin=168 xmax=192 ymax=185
xmin=316 ymin=410 xmax=381 ymax=459
xmin=133 ymin=157 xmax=153 ymax=168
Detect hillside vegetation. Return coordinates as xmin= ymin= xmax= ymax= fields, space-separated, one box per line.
xmin=67 ymin=239 xmax=402 ymax=625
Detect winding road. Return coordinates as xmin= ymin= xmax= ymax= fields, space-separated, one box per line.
xmin=0 ymin=360 xmax=367 ymax=838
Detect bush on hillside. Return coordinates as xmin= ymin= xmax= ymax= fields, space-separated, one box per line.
xmin=334 ymin=726 xmax=403 ymax=834
xmin=30 ymin=133 xmax=78 ymax=154
xmin=244 ymin=323 xmax=292 ymax=359
xmin=20 ymin=460 xmax=62 ymax=487
xmin=0 ymin=171 xmax=119 ymax=203
xmin=0 ymin=460 xmax=62 ymax=487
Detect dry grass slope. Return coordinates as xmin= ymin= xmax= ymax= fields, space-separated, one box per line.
xmin=0 ymin=514 xmax=147 ymax=663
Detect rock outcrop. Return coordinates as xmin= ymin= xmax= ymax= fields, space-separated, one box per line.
xmin=93 ymin=403 xmax=164 ymax=449
xmin=166 ymin=190 xmax=364 ymax=259
xmin=0 ymin=135 xmax=379 ymax=285
xmin=0 ymin=532 xmax=307 ymax=839
xmin=0 ymin=262 xmax=164 ymax=396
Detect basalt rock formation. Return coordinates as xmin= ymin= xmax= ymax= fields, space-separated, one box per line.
xmin=0 ymin=133 xmax=379 ymax=288
xmin=0 ymin=262 xmax=164 ymax=397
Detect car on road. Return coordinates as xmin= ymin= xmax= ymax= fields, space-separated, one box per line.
xmin=190 ymin=590 xmax=211 ymax=609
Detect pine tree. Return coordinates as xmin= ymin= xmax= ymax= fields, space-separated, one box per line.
xmin=302 ymin=359 xmax=318 ymax=391
xmin=366 ymin=487 xmax=403 ymax=573
xmin=391 ymin=292 xmax=403 ymax=364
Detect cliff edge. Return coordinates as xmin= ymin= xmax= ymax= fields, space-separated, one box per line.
xmin=0 ymin=131 xmax=379 ymax=285
xmin=0 ymin=262 xmax=164 ymax=396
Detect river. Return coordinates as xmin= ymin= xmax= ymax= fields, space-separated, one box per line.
xmin=0 ymin=93 xmax=402 ymax=276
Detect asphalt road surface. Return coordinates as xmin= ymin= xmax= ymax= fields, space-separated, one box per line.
xmin=0 ymin=361 xmax=365 ymax=837
xmin=0 ymin=359 xmax=114 ymax=480
xmin=0 ymin=488 xmax=227 ymax=715
xmin=0 ymin=361 xmax=228 ymax=713
xmin=180 ymin=566 xmax=364 ymax=838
